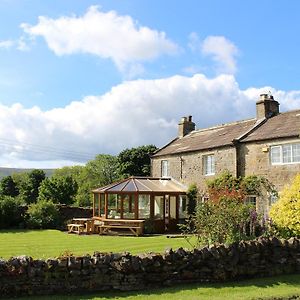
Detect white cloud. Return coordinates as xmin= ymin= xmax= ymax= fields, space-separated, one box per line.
xmin=0 ymin=40 xmax=14 ymax=49
xmin=0 ymin=37 xmax=31 ymax=51
xmin=22 ymin=5 xmax=178 ymax=75
xmin=202 ymin=35 xmax=239 ymax=74
xmin=1 ymin=73 xmax=300 ymax=168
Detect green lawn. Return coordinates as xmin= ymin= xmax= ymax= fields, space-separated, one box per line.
xmin=0 ymin=229 xmax=193 ymax=259
xmin=1 ymin=230 xmax=300 ymax=300
xmin=3 ymin=274 xmax=300 ymax=300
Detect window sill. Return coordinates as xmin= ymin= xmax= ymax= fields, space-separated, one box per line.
xmin=271 ymin=162 xmax=300 ymax=166
xmin=204 ymin=173 xmax=215 ymax=176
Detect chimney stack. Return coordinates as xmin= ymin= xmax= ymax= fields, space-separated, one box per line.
xmin=178 ymin=115 xmax=195 ymax=138
xmin=256 ymin=94 xmax=280 ymax=119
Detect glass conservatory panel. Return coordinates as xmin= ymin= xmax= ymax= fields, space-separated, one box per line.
xmin=94 ymin=194 xmax=100 ymax=217
xmin=154 ymin=196 xmax=164 ymax=219
xmin=107 ymin=194 xmax=121 ymax=219
xmin=138 ymin=194 xmax=150 ymax=219
xmin=169 ymin=196 xmax=177 ymax=219
xmin=123 ymin=194 xmax=135 ymax=219
xmin=100 ymin=194 xmax=105 ymax=216
xmin=179 ymin=195 xmax=188 ymax=218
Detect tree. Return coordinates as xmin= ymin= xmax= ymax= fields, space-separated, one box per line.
xmin=269 ymin=174 xmax=300 ymax=237
xmin=75 ymin=154 xmax=119 ymax=206
xmin=52 ymin=165 xmax=84 ymax=179
xmin=186 ymin=183 xmax=198 ymax=215
xmin=0 ymin=175 xmax=19 ymax=197
xmin=18 ymin=169 xmax=46 ymax=204
xmin=118 ymin=145 xmax=158 ymax=177
xmin=0 ymin=195 xmax=23 ymax=228
xmin=38 ymin=175 xmax=78 ymax=205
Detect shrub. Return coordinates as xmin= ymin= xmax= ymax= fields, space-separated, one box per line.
xmin=186 ymin=183 xmax=198 ymax=215
xmin=26 ymin=200 xmax=60 ymax=229
xmin=191 ymin=196 xmax=257 ymax=246
xmin=269 ymin=174 xmax=300 ymax=237
xmin=0 ymin=196 xmax=23 ymax=229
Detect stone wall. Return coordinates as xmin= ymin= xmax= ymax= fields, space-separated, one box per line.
xmin=1 ymin=237 xmax=299 ymax=298
xmin=151 ymin=146 xmax=237 ymax=192
xmin=57 ymin=204 xmax=93 ymax=223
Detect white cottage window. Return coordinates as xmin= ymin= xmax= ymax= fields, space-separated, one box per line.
xmin=161 ymin=160 xmax=169 ymax=177
xmin=203 ymin=154 xmax=215 ymax=176
xmin=270 ymin=143 xmax=300 ymax=165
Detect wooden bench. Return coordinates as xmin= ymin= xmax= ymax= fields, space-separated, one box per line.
xmin=67 ymin=223 xmax=85 ymax=234
xmin=99 ymin=224 xmax=143 ymax=237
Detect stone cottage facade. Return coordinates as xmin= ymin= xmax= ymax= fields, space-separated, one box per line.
xmin=151 ymin=94 xmax=300 ymax=214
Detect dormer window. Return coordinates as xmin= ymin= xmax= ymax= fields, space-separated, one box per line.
xmin=161 ymin=160 xmax=169 ymax=177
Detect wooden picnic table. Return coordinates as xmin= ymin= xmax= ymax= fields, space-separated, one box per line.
xmin=67 ymin=218 xmax=94 ymax=234
xmin=97 ymin=218 xmax=145 ymax=236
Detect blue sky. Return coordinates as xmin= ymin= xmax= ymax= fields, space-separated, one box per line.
xmin=0 ymin=0 xmax=300 ymax=168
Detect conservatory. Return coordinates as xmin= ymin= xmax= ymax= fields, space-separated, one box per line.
xmin=92 ymin=176 xmax=188 ymax=234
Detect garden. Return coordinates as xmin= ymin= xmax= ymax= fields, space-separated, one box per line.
xmin=0 ymin=150 xmax=300 ymax=299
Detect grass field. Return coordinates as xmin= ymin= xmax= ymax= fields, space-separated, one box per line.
xmin=3 ymin=274 xmax=300 ymax=300
xmin=0 ymin=229 xmax=193 ymax=259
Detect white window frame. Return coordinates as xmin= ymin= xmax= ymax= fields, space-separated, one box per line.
xmin=203 ymin=154 xmax=215 ymax=176
xmin=161 ymin=160 xmax=169 ymax=177
xmin=270 ymin=143 xmax=300 ymax=165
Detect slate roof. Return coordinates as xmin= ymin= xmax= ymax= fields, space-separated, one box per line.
xmin=241 ymin=109 xmax=300 ymax=142
xmin=152 ymin=110 xmax=300 ymax=157
xmin=92 ymin=176 xmax=187 ymax=194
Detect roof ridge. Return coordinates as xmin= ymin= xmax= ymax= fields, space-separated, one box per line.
xmin=189 ymin=117 xmax=256 ymax=135
xmin=279 ymin=108 xmax=300 ymax=114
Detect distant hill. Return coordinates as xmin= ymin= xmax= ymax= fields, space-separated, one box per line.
xmin=0 ymin=167 xmax=55 ymax=179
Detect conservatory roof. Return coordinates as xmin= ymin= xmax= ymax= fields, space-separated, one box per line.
xmin=92 ymin=176 xmax=187 ymax=194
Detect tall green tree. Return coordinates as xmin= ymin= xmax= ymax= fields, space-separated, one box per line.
xmin=0 ymin=175 xmax=19 ymax=197
xmin=52 ymin=165 xmax=84 ymax=179
xmin=75 ymin=154 xmax=119 ymax=206
xmin=18 ymin=169 xmax=46 ymax=204
xmin=38 ymin=175 xmax=78 ymax=205
xmin=117 ymin=145 xmax=158 ymax=177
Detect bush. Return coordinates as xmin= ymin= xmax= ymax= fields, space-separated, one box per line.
xmin=26 ymin=200 xmax=60 ymax=229
xmin=191 ymin=196 xmax=257 ymax=245
xmin=186 ymin=184 xmax=198 ymax=215
xmin=0 ymin=196 xmax=23 ymax=229
xmin=269 ymin=174 xmax=300 ymax=237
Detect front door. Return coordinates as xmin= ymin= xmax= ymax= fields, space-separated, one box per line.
xmin=164 ymin=195 xmax=178 ymax=232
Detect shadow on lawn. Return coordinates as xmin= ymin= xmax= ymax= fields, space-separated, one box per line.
xmin=0 ymin=229 xmax=37 ymax=234
xmin=8 ymin=273 xmax=300 ymax=300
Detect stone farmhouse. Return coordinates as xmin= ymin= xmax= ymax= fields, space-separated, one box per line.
xmin=151 ymin=94 xmax=300 ymax=214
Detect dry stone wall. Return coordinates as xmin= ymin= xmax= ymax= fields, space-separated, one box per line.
xmin=0 ymin=237 xmax=300 ymax=298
